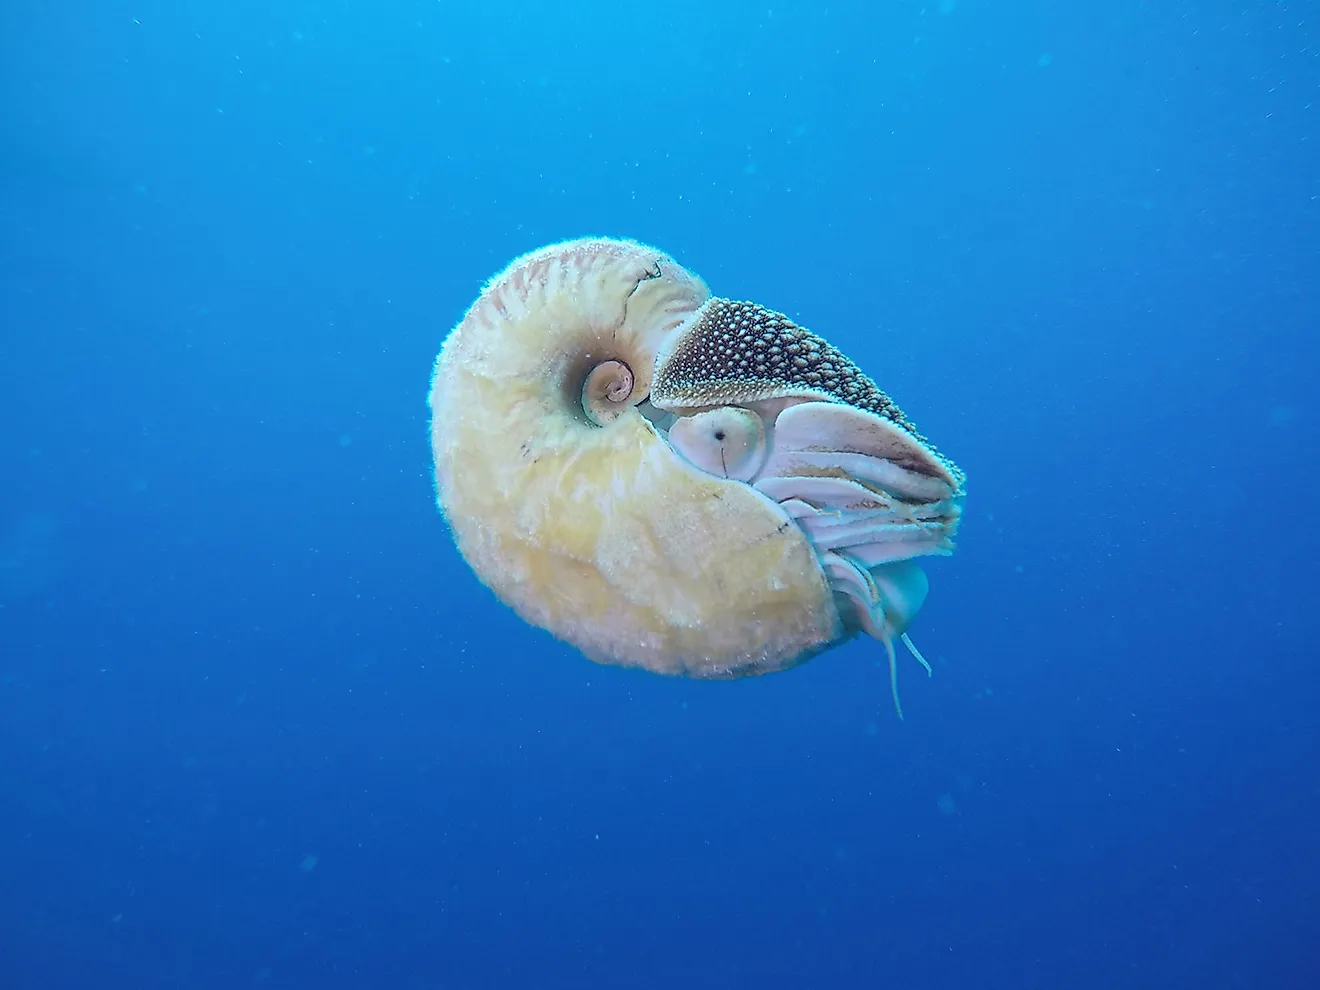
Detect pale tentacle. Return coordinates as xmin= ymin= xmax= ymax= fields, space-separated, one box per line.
xmin=902 ymin=633 xmax=933 ymax=677
xmin=881 ymin=632 xmax=904 ymax=721
xmin=814 ymin=550 xmax=932 ymax=716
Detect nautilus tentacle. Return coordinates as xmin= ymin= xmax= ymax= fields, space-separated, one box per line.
xmin=430 ymin=238 xmax=965 ymax=714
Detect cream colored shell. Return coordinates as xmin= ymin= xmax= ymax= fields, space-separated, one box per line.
xmin=429 ymin=239 xmax=842 ymax=677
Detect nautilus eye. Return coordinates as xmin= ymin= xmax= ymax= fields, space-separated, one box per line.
xmin=666 ymin=407 xmax=766 ymax=482
xmin=581 ymin=359 xmax=636 ymax=426
xmin=429 ymin=238 xmax=966 ymax=715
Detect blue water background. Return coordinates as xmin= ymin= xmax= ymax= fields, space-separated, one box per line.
xmin=2 ymin=2 xmax=1317 ymax=987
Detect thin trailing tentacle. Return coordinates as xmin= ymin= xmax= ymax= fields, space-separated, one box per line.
xmin=902 ymin=633 xmax=933 ymax=677
xmin=882 ymin=632 xmax=904 ymax=721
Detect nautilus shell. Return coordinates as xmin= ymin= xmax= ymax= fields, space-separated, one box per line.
xmin=429 ymin=238 xmax=965 ymax=715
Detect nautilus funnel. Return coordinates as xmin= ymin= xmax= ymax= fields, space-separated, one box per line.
xmin=429 ymin=238 xmax=966 ymax=710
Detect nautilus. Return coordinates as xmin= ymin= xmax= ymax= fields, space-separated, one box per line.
xmin=428 ymin=238 xmax=965 ymax=716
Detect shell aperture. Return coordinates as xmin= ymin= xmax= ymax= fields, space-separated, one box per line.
xmin=429 ymin=238 xmax=966 ymax=708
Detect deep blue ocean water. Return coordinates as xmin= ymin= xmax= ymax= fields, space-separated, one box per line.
xmin=2 ymin=2 xmax=1317 ymax=988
